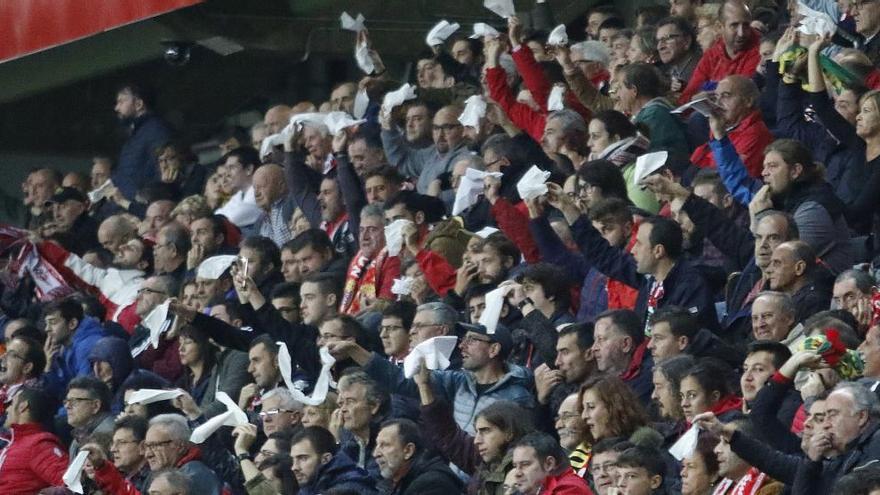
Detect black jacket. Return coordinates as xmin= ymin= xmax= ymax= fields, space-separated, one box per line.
xmin=729 ymin=429 xmax=802 ymax=485
xmin=569 ymin=214 xmax=719 ymax=332
xmin=749 ymin=377 xmax=804 ymax=454
xmin=386 ymin=452 xmax=465 ymax=495
xmin=792 ymin=420 xmax=880 ymax=495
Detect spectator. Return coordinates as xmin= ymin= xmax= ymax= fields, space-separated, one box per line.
xmin=215 ymin=147 xmax=263 ymax=231
xmin=0 ymin=385 xmax=69 ymax=493
xmin=154 ymin=222 xmax=191 ymax=283
xmin=510 ymin=431 xmax=593 ymax=494
xmin=372 ymin=418 xmax=464 ymax=494
xmin=580 ymin=375 xmax=651 ymax=442
xmin=693 ymin=75 xmax=772 ymax=178
xmin=253 ymin=163 xmax=295 ymax=247
xmin=680 ymin=431 xmax=721 ymax=495
xmin=381 ymin=104 xmax=470 ymax=194
xmin=678 ymin=359 xmax=742 ymax=426
xmin=615 ymin=63 xmax=689 ymax=158
xmin=112 ymin=82 xmax=172 ymax=200
xmin=43 ymin=298 xmax=107 ymax=396
xmin=289 ymin=426 xmax=378 ymax=495
xmin=591 ymin=309 xmax=654 ymax=404
xmin=679 ymin=0 xmax=760 ymax=104
xmin=83 ymin=416 xmax=151 ymax=492
xmin=832 ymin=269 xmax=875 ymax=334
xmin=336 ymin=371 xmax=389 ymax=477
xmin=614 ymin=445 xmax=669 ymax=495
xmin=259 ymin=387 xmax=304 ymax=436
xmin=669 ymin=0 xmax=702 ymax=23
xmin=339 ymin=204 xmax=400 ymax=315
xmin=0 ymin=335 xmax=44 ymax=421
xmin=65 ymin=375 xmax=115 ymax=456
xmin=657 ymin=17 xmax=702 ymax=95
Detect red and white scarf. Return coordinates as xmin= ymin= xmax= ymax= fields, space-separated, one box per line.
xmin=340 ymin=248 xmax=389 ymax=314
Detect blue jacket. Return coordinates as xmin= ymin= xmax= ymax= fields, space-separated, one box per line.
xmin=44 ymin=317 xmax=105 ymax=397
xmin=112 ymin=113 xmax=172 ymax=199
xmin=298 ymin=450 xmax=378 ymax=495
xmin=363 ymin=353 xmax=536 ymax=435
xmin=568 ymin=215 xmax=719 ymax=332
xmin=88 ymin=336 xmax=134 ymax=413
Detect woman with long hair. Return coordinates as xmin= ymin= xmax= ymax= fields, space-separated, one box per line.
xmin=579 ymin=374 xmax=651 ymax=442
xmin=679 ymin=359 xmax=742 ymax=426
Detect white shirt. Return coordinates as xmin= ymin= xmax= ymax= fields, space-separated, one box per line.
xmin=215 ymin=186 xmax=262 ymax=227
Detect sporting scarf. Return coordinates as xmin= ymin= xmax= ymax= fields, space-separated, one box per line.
xmin=712 ymin=468 xmax=769 ymax=495
xmin=340 ymin=248 xmax=389 ymax=314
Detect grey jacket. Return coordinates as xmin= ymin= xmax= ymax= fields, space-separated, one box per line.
xmin=380 ymin=128 xmax=470 ymax=193
xmin=200 ymin=348 xmax=251 ymax=419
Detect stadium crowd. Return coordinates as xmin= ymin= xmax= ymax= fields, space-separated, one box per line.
xmin=4 ymin=0 xmax=880 ymax=493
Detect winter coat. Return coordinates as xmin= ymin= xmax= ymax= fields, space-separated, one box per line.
xmin=297 ymin=450 xmax=378 ymax=495
xmin=0 ymin=422 xmax=69 ymax=495
xmin=363 ymin=352 xmax=536 ymax=434
xmin=44 ymin=316 xmax=106 ymax=397
xmin=387 ymin=452 xmax=465 ymax=495
xmin=692 ymin=110 xmax=773 ymax=178
xmin=679 ymin=31 xmax=762 ymax=104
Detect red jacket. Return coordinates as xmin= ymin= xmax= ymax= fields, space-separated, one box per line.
xmin=486 ymin=67 xmax=547 ymax=143
xmin=417 ymin=249 xmax=457 ymax=297
xmin=678 ymin=31 xmax=761 ymax=105
xmin=0 ymin=422 xmax=69 ymax=495
xmin=690 ymin=110 xmax=772 ymax=178
xmin=491 ymin=199 xmax=541 ymax=263
xmin=540 ymin=467 xmax=595 ymax=494
xmin=511 ymin=44 xmax=592 ymax=121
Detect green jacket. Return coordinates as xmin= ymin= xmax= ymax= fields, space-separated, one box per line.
xmin=634 ymin=97 xmax=689 ymax=158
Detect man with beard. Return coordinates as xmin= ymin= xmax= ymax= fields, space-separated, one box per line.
xmin=340 ymin=204 xmax=400 ymax=315
xmin=403 ymin=102 xmax=434 ymax=149
xmin=381 ymin=104 xmax=470 ymax=194
xmin=372 ymin=418 xmax=463 ymax=494
xmin=111 ymin=83 xmax=172 ymax=200
xmin=38 ymin=236 xmax=150 ymax=333
xmin=317 ymin=175 xmax=356 ymax=258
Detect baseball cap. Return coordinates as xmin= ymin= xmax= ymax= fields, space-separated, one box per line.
xmin=456 ymin=321 xmax=514 ymax=360
xmin=45 ymin=187 xmax=87 ymax=206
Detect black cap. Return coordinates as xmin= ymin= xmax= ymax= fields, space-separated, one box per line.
xmin=456 ymin=321 xmax=514 ymax=360
xmin=45 ymin=187 xmax=87 ymax=206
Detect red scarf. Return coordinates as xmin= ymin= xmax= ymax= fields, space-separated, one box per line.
xmin=340 ymin=248 xmax=389 ymax=314
xmin=712 ymin=468 xmax=768 ymax=495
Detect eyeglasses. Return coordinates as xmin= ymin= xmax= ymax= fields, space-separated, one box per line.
xmin=2 ymin=350 xmax=25 ymax=361
xmin=656 ymin=34 xmax=682 ymax=45
xmin=557 ymin=412 xmax=580 ymax=422
xmin=258 ymin=449 xmax=277 ymax=459
xmin=144 ymin=440 xmax=175 ymax=451
xmin=63 ymin=397 xmax=97 ymax=407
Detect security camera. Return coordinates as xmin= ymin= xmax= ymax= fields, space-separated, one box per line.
xmin=161 ymin=41 xmax=192 ymax=66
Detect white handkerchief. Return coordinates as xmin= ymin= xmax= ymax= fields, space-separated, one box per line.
xmin=479 ymin=285 xmax=513 ymax=334
xmin=452 ymin=168 xmax=503 ymax=215
xmin=260 ymin=132 xmax=287 ymax=159
xmin=353 ymin=89 xmax=369 ymax=119
xmin=470 ymin=23 xmax=501 ymax=39
xmin=290 ymin=112 xmax=330 ymax=131
xmin=547 ymin=85 xmax=566 ymax=111
xmin=403 ymin=336 xmax=459 ymax=378
xmin=475 ymin=226 xmax=499 ymax=238
xmin=277 ymin=342 xmax=337 ymax=407
xmin=87 ymin=180 xmax=113 ymax=203
xmin=671 ymin=96 xmax=716 ymax=118
xmin=355 ymin=40 xmax=375 ymax=74
xmin=126 ymin=388 xmax=183 ymax=405
xmin=669 ymin=424 xmax=700 ymax=461
xmin=797 ymin=2 xmax=836 ymax=37
xmin=516 ymin=165 xmax=552 ymax=201
xmin=324 ymin=111 xmax=366 ymax=136
xmin=547 ymin=24 xmax=568 ymax=46
xmin=459 ymin=95 xmax=488 ymax=128
xmin=63 ymin=450 xmax=89 ymax=494
xmin=484 ymin=0 xmax=516 ymax=18
xmin=340 ymin=12 xmax=366 ymax=32
xmin=190 ymin=391 xmax=249 ymax=444
xmin=391 ymin=277 xmax=415 ymax=297
xmin=385 ymin=219 xmax=414 ymax=256
xmin=381 ymin=83 xmax=418 ymax=119
xmin=143 ymin=301 xmax=171 ymax=349
xmin=426 ymin=20 xmax=461 ymax=46
xmin=197 ymin=255 xmax=238 ymax=280
xmin=633 ymin=151 xmax=669 ymax=186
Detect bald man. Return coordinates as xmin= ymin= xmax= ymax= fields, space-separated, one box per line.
xmin=254 ymin=164 xmax=294 ymax=246
xmin=141 ymin=200 xmax=175 ymax=241
xmin=264 ymin=105 xmax=292 ymax=135
xmin=380 ymin=104 xmax=470 ymax=193
xmin=678 ymin=0 xmax=760 ymax=104
xmin=692 ymin=75 xmax=772 ymax=177
xmin=98 ymin=215 xmax=138 ymax=263
xmin=764 ymin=241 xmax=831 ymax=324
